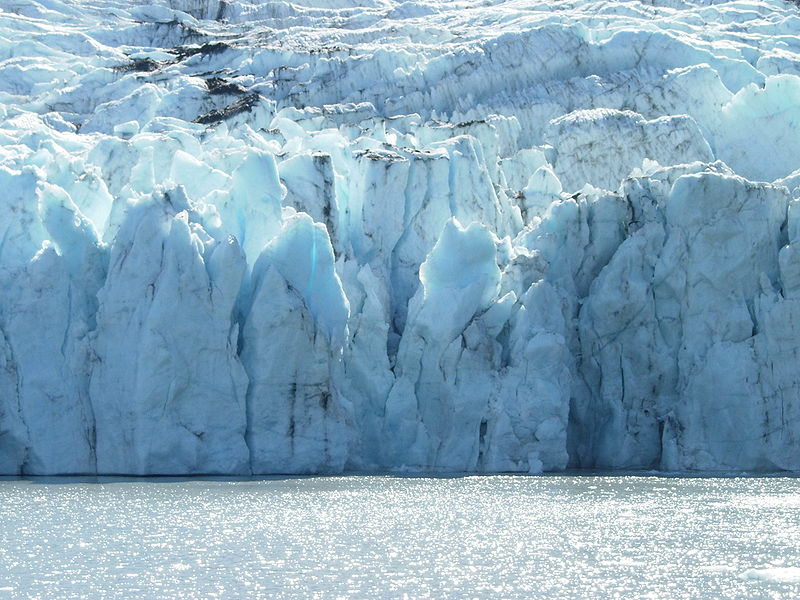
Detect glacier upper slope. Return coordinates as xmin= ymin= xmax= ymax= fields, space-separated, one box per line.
xmin=2 ymin=0 xmax=800 ymax=473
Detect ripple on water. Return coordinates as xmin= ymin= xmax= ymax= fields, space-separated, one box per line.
xmin=0 ymin=475 xmax=798 ymax=598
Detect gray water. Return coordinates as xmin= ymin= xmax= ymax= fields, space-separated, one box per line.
xmin=1 ymin=475 xmax=799 ymax=599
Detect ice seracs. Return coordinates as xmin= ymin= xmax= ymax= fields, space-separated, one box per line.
xmin=242 ymin=210 xmax=351 ymax=474
xmin=90 ymin=191 xmax=250 ymax=475
xmin=2 ymin=0 xmax=800 ymax=474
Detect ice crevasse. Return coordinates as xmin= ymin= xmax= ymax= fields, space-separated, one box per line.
xmin=3 ymin=0 xmax=800 ymax=474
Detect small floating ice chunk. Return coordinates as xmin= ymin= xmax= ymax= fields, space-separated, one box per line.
xmin=739 ymin=567 xmax=800 ymax=584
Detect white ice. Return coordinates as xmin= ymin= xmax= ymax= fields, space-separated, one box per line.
xmin=2 ymin=0 xmax=800 ymax=474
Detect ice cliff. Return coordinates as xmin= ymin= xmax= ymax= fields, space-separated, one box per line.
xmin=2 ymin=0 xmax=800 ymax=474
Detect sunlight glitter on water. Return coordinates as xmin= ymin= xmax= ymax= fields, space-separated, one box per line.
xmin=0 ymin=475 xmax=799 ymax=599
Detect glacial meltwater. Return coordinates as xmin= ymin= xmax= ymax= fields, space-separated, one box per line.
xmin=0 ymin=475 xmax=799 ymax=599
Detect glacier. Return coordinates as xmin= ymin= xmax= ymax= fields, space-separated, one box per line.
xmin=2 ymin=0 xmax=800 ymax=474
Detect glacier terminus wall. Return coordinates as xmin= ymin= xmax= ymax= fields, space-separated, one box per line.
xmin=3 ymin=0 xmax=800 ymax=474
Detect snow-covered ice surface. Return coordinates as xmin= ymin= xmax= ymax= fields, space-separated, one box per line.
xmin=3 ymin=0 xmax=800 ymax=474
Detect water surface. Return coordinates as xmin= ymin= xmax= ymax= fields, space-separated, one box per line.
xmin=1 ymin=475 xmax=799 ymax=598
